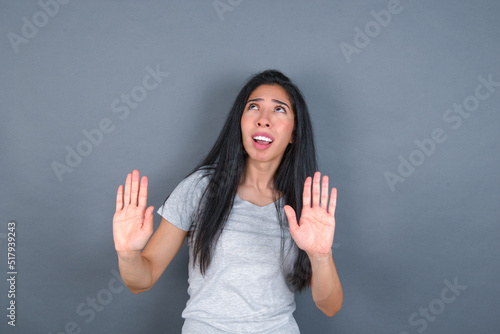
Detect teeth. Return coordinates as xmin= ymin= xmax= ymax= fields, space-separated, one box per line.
xmin=253 ymin=136 xmax=273 ymax=142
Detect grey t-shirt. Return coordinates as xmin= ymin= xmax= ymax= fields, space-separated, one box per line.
xmin=157 ymin=169 xmax=300 ymax=333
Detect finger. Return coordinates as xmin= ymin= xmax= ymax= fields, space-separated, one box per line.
xmin=329 ymin=187 xmax=337 ymax=215
xmin=321 ymin=175 xmax=329 ymax=209
xmin=303 ymin=176 xmax=312 ymax=208
xmin=143 ymin=206 xmax=155 ymax=235
xmin=144 ymin=205 xmax=155 ymax=220
xmin=312 ymin=171 xmax=321 ymax=207
xmin=130 ymin=170 xmax=140 ymax=206
xmin=124 ymin=173 xmax=132 ymax=205
xmin=138 ymin=176 xmax=148 ymax=207
xmin=284 ymin=205 xmax=299 ymax=232
xmin=115 ymin=185 xmax=123 ymax=212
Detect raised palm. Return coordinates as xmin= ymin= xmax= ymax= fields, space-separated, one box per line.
xmin=284 ymin=172 xmax=337 ymax=256
xmin=113 ymin=170 xmax=155 ymax=253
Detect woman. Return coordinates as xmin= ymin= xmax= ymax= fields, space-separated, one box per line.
xmin=113 ymin=70 xmax=343 ymax=333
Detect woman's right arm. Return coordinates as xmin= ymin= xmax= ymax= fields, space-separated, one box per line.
xmin=113 ymin=170 xmax=187 ymax=294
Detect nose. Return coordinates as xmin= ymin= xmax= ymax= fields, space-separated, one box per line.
xmin=257 ymin=111 xmax=271 ymax=128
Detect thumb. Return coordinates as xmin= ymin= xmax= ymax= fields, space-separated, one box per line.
xmin=284 ymin=205 xmax=298 ymax=232
xmin=143 ymin=206 xmax=155 ymax=234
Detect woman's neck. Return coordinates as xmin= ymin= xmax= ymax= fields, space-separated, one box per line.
xmin=240 ymin=158 xmax=280 ymax=192
xmin=237 ymin=158 xmax=283 ymax=206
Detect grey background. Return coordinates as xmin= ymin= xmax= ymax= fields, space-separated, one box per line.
xmin=1 ymin=0 xmax=499 ymax=333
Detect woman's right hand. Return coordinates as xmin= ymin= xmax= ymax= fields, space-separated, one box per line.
xmin=113 ymin=170 xmax=155 ymax=255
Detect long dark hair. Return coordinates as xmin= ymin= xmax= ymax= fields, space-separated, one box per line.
xmin=170 ymin=69 xmax=317 ymax=291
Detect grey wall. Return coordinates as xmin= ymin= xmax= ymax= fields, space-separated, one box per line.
xmin=1 ymin=0 xmax=499 ymax=333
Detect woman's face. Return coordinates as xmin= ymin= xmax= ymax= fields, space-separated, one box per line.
xmin=240 ymin=84 xmax=295 ymax=164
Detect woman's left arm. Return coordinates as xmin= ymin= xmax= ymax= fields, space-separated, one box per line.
xmin=308 ymin=249 xmax=343 ymax=316
xmin=284 ymin=171 xmax=343 ymax=317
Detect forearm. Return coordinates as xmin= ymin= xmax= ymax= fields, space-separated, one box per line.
xmin=117 ymin=250 xmax=153 ymax=294
xmin=308 ymin=250 xmax=343 ymax=317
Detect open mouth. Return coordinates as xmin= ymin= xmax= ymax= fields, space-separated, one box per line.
xmin=252 ymin=133 xmax=274 ymax=150
xmin=253 ymin=135 xmax=273 ymax=145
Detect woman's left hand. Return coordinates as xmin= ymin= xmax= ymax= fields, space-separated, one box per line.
xmin=284 ymin=171 xmax=337 ymax=257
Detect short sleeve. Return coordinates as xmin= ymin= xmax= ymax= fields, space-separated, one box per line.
xmin=156 ymin=169 xmax=210 ymax=231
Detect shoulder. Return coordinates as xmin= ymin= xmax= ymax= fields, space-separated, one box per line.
xmin=183 ymin=166 xmax=213 ymax=188
xmin=158 ymin=166 xmax=214 ymax=228
xmin=170 ymin=166 xmax=214 ymax=199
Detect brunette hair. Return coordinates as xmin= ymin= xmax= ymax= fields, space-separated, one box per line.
xmin=167 ymin=69 xmax=317 ymax=291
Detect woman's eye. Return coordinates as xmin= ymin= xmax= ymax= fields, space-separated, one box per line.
xmin=275 ymin=106 xmax=286 ymax=113
xmin=248 ymin=103 xmax=258 ymax=110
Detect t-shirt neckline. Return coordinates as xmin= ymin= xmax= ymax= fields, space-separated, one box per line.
xmin=235 ymin=192 xmax=281 ymax=208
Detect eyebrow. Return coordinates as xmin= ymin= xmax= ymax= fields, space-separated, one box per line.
xmin=247 ymin=98 xmax=291 ymax=110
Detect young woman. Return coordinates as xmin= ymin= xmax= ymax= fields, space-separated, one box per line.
xmin=113 ymin=70 xmax=343 ymax=333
